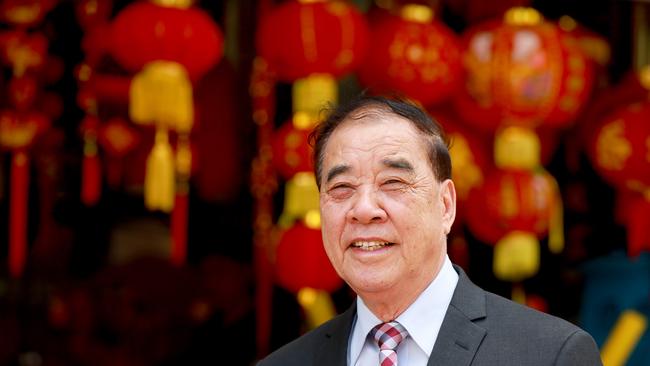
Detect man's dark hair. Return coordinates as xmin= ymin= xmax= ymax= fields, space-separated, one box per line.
xmin=309 ymin=95 xmax=452 ymax=190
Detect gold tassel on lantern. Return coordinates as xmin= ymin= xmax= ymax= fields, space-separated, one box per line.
xmin=130 ymin=60 xmax=194 ymax=212
xmin=278 ymin=172 xmax=320 ymax=228
xmin=145 ymin=127 xmax=175 ymax=212
xmin=292 ymin=74 xmax=337 ymax=129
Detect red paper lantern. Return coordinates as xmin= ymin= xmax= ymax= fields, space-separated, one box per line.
xmin=588 ymin=101 xmax=650 ymax=191
xmin=275 ymin=222 xmax=343 ymax=293
xmin=453 ymin=8 xmax=594 ymax=132
xmin=256 ymin=0 xmax=369 ymax=81
xmin=110 ymin=1 xmax=224 ymax=80
xmin=465 ymin=166 xmax=562 ymax=281
xmin=271 ymin=119 xmax=313 ymax=180
xmin=465 ymin=168 xmax=559 ymax=245
xmin=357 ymin=4 xmax=462 ymax=106
xmin=587 ymin=100 xmax=650 ymax=256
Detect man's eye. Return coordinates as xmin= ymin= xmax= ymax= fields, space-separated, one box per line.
xmin=383 ymin=179 xmax=403 ymax=185
xmin=331 ymin=184 xmax=351 ymax=191
xmin=328 ymin=184 xmax=353 ymax=198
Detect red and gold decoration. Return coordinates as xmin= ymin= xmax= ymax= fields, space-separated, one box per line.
xmin=358 ymin=3 xmax=462 ymax=106
xmin=113 ymin=0 xmax=223 ymax=265
xmin=451 ymin=7 xmax=595 ymax=295
xmin=0 ymin=0 xmax=57 ymax=29
xmin=588 ymin=69 xmax=650 ymax=256
xmin=466 ymin=127 xmax=563 ymax=283
xmin=256 ymin=0 xmax=368 ymax=82
xmin=0 ymin=1 xmax=57 ymax=277
xmin=74 ymin=0 xmax=114 ymax=207
xmin=275 ymin=222 xmax=342 ymax=294
xmin=74 ymin=0 xmax=225 ymax=268
xmin=453 ymin=7 xmax=594 ymax=132
xmin=252 ymin=0 xmax=369 ymax=356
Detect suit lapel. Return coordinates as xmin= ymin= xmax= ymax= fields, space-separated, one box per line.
xmin=314 ymin=301 xmax=357 ymax=366
xmin=427 ymin=266 xmax=487 ymax=366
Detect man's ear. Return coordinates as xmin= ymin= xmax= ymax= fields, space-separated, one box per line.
xmin=439 ymin=179 xmax=457 ymax=235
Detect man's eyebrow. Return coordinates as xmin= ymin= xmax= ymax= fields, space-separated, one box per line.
xmin=382 ymin=158 xmax=414 ymax=172
xmin=326 ymin=164 xmax=350 ymax=184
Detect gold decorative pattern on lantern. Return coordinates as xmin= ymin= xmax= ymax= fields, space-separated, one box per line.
xmin=300 ymin=5 xmax=318 ymax=63
xmin=150 ymin=0 xmax=193 ymax=9
xmin=4 ymin=4 xmax=41 ymax=25
xmin=504 ymin=7 xmax=543 ymax=26
xmin=500 ymin=176 xmax=519 ymax=218
xmin=596 ymin=119 xmax=632 ymax=170
xmin=388 ymin=33 xmax=448 ymax=84
xmin=626 ymin=180 xmax=650 ymax=201
xmin=330 ymin=2 xmax=356 ymax=70
xmin=400 ymin=4 xmax=433 ymax=24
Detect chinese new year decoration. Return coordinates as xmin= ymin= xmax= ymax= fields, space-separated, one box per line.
xmin=252 ymin=0 xmax=368 ymax=356
xmin=0 ymin=0 xmax=58 ymax=277
xmin=358 ymin=3 xmax=462 ymax=106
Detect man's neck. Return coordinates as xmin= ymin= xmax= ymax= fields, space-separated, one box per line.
xmin=359 ymin=257 xmax=445 ymax=322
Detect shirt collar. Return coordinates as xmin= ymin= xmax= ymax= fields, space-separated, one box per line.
xmin=349 ymin=256 xmax=459 ymax=362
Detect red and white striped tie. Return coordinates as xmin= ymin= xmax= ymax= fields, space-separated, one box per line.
xmin=370 ymin=321 xmax=409 ymax=366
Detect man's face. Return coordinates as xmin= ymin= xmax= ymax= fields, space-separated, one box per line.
xmin=319 ymin=108 xmax=456 ymax=303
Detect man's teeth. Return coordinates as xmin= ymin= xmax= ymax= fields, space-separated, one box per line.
xmin=351 ymin=241 xmax=393 ymax=251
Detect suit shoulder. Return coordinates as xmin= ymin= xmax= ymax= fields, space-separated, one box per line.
xmin=486 ymin=291 xmax=579 ymax=334
xmin=477 ymin=291 xmax=601 ymax=364
xmin=484 ymin=291 xmax=581 ymax=335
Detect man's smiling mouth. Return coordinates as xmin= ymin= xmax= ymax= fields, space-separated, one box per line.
xmin=350 ymin=241 xmax=395 ymax=251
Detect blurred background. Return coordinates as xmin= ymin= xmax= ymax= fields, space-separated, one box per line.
xmin=0 ymin=0 xmax=649 ymax=365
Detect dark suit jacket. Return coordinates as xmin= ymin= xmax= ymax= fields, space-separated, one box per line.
xmin=258 ymin=266 xmax=602 ymax=365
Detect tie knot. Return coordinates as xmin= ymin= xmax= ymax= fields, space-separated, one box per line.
xmin=370 ymin=321 xmax=409 ymax=351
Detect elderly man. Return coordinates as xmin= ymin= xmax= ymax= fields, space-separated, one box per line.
xmin=259 ymin=96 xmax=602 ymax=366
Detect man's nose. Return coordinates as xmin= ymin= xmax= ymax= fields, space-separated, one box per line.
xmin=347 ymin=186 xmax=387 ymax=224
